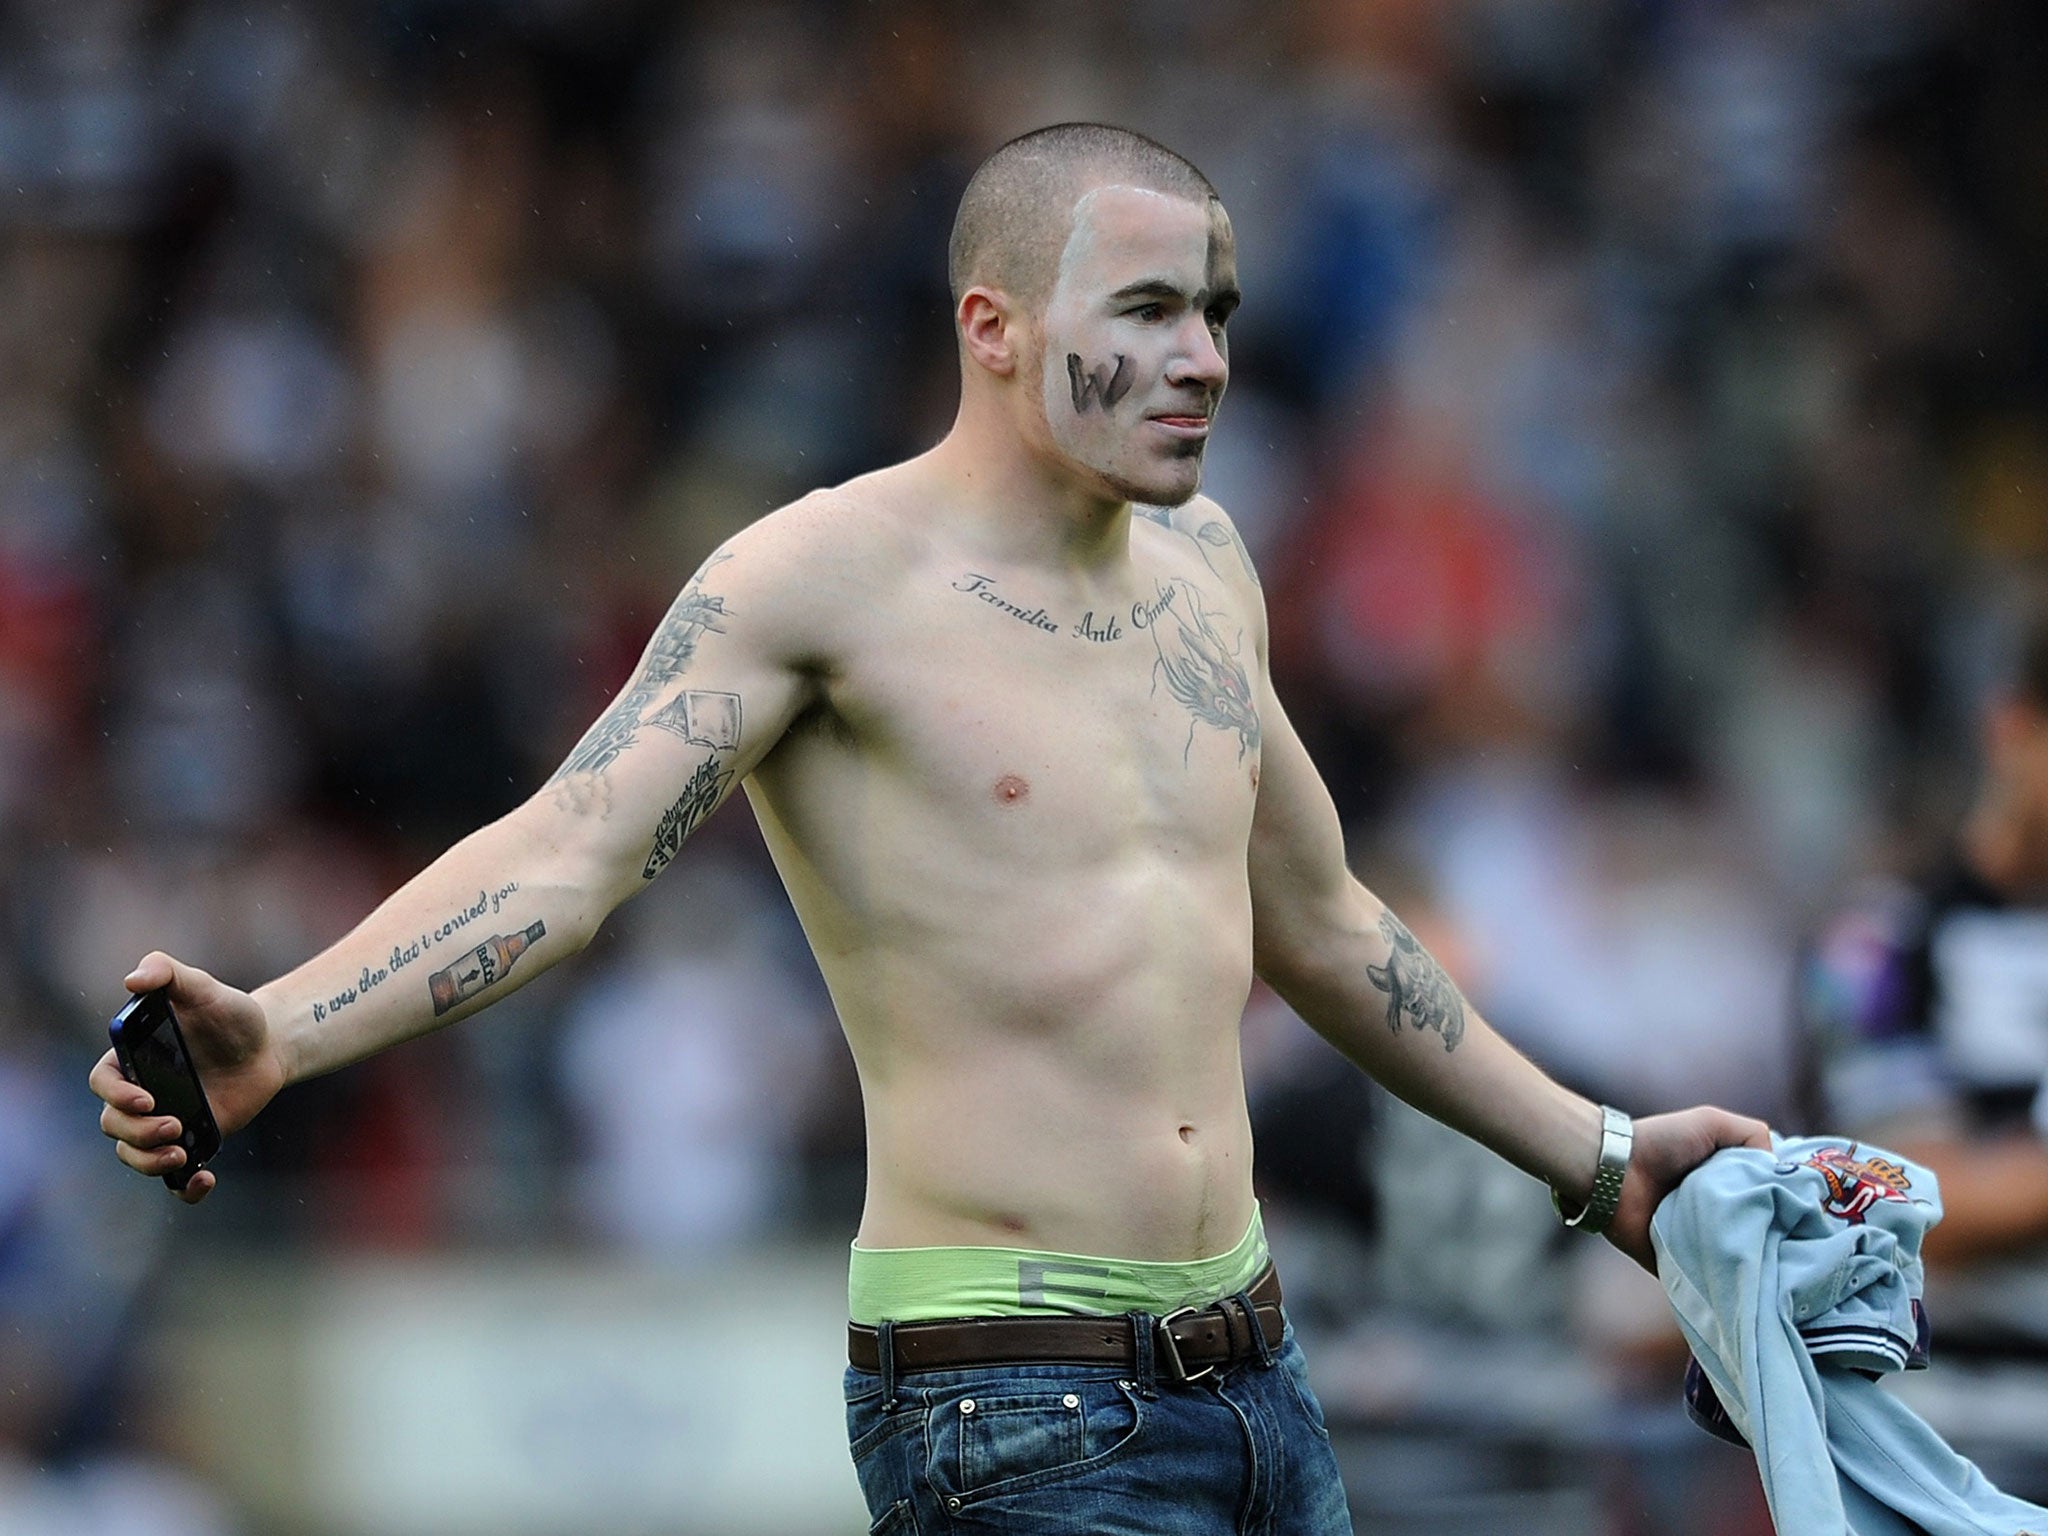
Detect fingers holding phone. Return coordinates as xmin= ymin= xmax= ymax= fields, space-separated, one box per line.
xmin=108 ymin=989 xmax=223 ymax=1193
xmin=91 ymin=1060 xmax=216 ymax=1203
xmin=92 ymin=953 xmax=286 ymax=1202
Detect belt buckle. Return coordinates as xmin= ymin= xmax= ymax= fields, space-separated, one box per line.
xmin=1156 ymin=1306 xmax=1215 ymax=1384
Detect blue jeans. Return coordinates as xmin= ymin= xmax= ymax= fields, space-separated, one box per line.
xmin=844 ymin=1321 xmax=1354 ymax=1534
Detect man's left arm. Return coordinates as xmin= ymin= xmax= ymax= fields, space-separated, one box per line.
xmin=1185 ymin=499 xmax=1770 ymax=1266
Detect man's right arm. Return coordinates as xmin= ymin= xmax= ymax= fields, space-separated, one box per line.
xmin=91 ymin=514 xmax=824 ymax=1199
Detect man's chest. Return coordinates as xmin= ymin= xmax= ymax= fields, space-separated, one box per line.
xmin=822 ymin=561 xmax=1264 ymax=850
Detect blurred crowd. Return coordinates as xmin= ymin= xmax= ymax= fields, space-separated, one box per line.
xmin=4 ymin=0 xmax=2047 ymax=1528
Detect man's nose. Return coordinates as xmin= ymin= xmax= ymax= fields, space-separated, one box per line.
xmin=1168 ymin=317 xmax=1228 ymax=393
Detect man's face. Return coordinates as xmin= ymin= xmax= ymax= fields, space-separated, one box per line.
xmin=1032 ymin=184 xmax=1238 ymax=507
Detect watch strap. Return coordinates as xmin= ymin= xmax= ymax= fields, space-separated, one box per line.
xmin=1552 ymin=1104 xmax=1633 ymax=1235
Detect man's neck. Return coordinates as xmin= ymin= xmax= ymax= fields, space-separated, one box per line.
xmin=926 ymin=410 xmax=1134 ymax=575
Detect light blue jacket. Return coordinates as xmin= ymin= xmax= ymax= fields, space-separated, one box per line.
xmin=1651 ymin=1135 xmax=2048 ymax=1536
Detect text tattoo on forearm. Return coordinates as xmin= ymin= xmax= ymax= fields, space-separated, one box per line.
xmin=307 ymin=884 xmax=526 ymax=1022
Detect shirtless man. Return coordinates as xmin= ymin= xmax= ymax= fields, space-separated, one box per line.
xmin=92 ymin=124 xmax=1769 ymax=1534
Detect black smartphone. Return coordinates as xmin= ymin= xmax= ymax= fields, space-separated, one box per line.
xmin=109 ymin=988 xmax=222 ymax=1191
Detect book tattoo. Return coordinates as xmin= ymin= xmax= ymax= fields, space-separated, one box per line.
xmin=550 ymin=553 xmax=733 ymax=783
xmin=1365 ymin=911 xmax=1467 ymax=1052
xmin=648 ymin=689 xmax=742 ymax=751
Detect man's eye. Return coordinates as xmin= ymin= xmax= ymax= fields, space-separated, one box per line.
xmin=1128 ymin=303 xmax=1166 ymax=322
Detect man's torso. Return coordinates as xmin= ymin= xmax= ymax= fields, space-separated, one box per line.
xmin=742 ymin=467 xmax=1270 ymax=1262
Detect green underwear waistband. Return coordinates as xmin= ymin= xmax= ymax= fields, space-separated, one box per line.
xmin=848 ymin=1207 xmax=1269 ymax=1325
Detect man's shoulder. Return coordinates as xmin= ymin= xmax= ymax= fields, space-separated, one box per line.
xmin=732 ymin=471 xmax=919 ymax=564
xmin=1134 ymin=494 xmax=1264 ymax=597
xmin=721 ymin=472 xmax=928 ymax=592
xmin=706 ymin=469 xmax=930 ymax=656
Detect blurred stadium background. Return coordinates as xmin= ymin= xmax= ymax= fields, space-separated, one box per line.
xmin=3 ymin=0 xmax=2046 ymax=1532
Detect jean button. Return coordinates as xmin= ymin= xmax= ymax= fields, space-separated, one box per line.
xmin=947 ymin=1497 xmax=962 ymax=1511
xmin=960 ymin=1398 xmax=975 ymax=1415
xmin=1062 ymin=1393 xmax=1079 ymax=1408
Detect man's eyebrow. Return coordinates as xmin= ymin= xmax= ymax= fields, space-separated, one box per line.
xmin=1107 ymin=278 xmax=1243 ymax=310
xmin=1107 ymin=278 xmax=1191 ymax=303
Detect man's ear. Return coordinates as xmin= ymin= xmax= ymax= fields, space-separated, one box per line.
xmin=958 ymin=286 xmax=1024 ymax=377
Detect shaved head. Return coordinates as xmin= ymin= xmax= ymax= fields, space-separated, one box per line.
xmin=948 ymin=123 xmax=1219 ymax=309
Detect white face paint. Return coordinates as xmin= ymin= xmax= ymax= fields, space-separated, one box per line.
xmin=1035 ymin=184 xmax=1238 ymax=508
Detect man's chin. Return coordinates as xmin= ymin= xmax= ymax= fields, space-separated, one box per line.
xmin=1102 ymin=462 xmax=1203 ymax=509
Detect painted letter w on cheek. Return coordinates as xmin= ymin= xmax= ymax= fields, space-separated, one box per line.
xmin=1067 ymin=353 xmax=1133 ymax=413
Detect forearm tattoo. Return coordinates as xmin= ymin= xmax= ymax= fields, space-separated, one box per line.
xmin=308 ymin=883 xmax=531 ymax=1023
xmin=1365 ymin=910 xmax=1467 ymax=1052
xmin=427 ymin=920 xmax=547 ymax=1016
xmin=550 ymin=552 xmax=734 ymax=783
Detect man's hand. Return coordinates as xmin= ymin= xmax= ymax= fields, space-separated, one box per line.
xmin=88 ymin=952 xmax=288 ymax=1205
xmin=1606 ymin=1106 xmax=1773 ymax=1270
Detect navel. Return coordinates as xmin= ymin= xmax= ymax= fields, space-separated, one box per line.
xmin=993 ymin=774 xmax=1030 ymax=806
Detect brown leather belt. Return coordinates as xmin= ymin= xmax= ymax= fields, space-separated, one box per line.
xmin=847 ymin=1262 xmax=1284 ymax=1382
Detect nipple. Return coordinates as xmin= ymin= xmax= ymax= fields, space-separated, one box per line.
xmin=993 ymin=774 xmax=1030 ymax=806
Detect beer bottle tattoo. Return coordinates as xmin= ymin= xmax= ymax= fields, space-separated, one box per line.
xmin=428 ymin=920 xmax=546 ymax=1016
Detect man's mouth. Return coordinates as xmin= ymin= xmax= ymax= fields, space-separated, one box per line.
xmin=1147 ymin=413 xmax=1210 ymax=434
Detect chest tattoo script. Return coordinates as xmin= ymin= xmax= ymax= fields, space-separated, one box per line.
xmin=949 ymin=572 xmax=1261 ymax=759
xmin=953 ymin=572 xmax=1061 ymax=634
xmin=1365 ymin=911 xmax=1468 ymax=1053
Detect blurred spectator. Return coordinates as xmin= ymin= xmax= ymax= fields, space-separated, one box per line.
xmin=1800 ymin=599 xmax=2048 ymax=1498
xmin=557 ymin=851 xmax=833 ymax=1253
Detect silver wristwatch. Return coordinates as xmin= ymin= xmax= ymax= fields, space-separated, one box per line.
xmin=1552 ymin=1104 xmax=1633 ymax=1235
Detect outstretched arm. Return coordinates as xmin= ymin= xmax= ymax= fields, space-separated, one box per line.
xmin=1172 ymin=498 xmax=1770 ymax=1267
xmin=91 ymin=520 xmax=820 ymax=1201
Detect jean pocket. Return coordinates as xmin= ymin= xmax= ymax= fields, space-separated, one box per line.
xmin=929 ymin=1377 xmax=1144 ymax=1502
xmin=846 ymin=1370 xmax=927 ymax=1463
xmin=1276 ymin=1340 xmax=1333 ymax=1444
xmin=868 ymin=1498 xmax=920 ymax=1535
